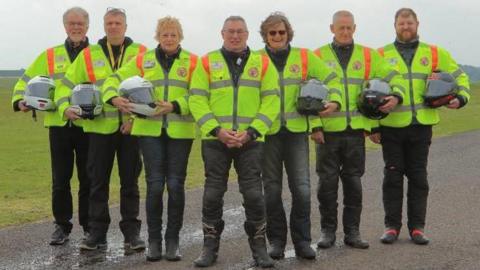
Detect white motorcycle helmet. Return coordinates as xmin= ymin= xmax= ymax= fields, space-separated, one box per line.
xmin=70 ymin=83 xmax=103 ymax=119
xmin=24 ymin=75 xmax=56 ymax=111
xmin=118 ymin=76 xmax=157 ymax=117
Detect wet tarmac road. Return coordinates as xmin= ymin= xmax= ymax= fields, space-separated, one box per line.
xmin=1 ymin=131 xmax=480 ymax=270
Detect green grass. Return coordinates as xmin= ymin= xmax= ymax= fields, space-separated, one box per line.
xmin=0 ymin=78 xmax=478 ymax=228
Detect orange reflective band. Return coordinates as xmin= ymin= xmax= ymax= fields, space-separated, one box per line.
xmin=138 ymin=44 xmax=147 ymax=55
xmin=83 ymin=47 xmax=97 ymax=83
xmin=378 ymin=47 xmax=384 ymax=57
xmin=136 ymin=53 xmax=145 ymax=77
xmin=188 ymin=54 xmax=198 ymax=83
xmin=300 ymin=48 xmax=308 ymax=81
xmin=314 ymin=48 xmax=322 ymax=58
xmin=261 ymin=54 xmax=269 ymax=80
xmin=363 ymin=47 xmax=371 ymax=80
xmin=201 ymin=55 xmax=210 ymax=82
xmin=430 ymin=45 xmax=438 ymax=71
xmin=46 ymin=48 xmax=55 ymax=77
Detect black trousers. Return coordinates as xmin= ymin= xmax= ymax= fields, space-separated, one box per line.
xmin=49 ymin=124 xmax=90 ymax=233
xmin=316 ymin=131 xmax=365 ymax=234
xmin=201 ymin=140 xmax=266 ymax=228
xmin=381 ymin=125 xmax=432 ymax=231
xmin=87 ymin=131 xmax=142 ymax=238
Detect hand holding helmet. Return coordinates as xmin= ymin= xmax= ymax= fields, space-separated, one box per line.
xmin=69 ymin=83 xmax=103 ymax=120
xmin=24 ymin=76 xmax=56 ymax=111
xmin=423 ymin=71 xmax=458 ymax=108
xmin=118 ymin=76 xmax=158 ymax=117
xmin=154 ymin=100 xmax=174 ymax=116
xmin=297 ymin=79 xmax=329 ymax=115
xmin=357 ymin=79 xmax=392 ymax=120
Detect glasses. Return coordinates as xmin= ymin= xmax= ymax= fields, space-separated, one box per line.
xmin=268 ymin=30 xmax=287 ymax=36
xmin=223 ymin=29 xmax=248 ymax=35
xmin=106 ymin=7 xmax=126 ymax=13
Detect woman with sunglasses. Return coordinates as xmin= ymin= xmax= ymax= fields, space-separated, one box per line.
xmin=258 ymin=12 xmax=342 ymax=260
xmin=103 ymin=16 xmax=197 ymax=262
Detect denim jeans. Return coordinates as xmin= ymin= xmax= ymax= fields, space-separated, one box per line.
xmin=139 ymin=134 xmax=193 ymax=242
xmin=262 ymin=131 xmax=311 ymax=248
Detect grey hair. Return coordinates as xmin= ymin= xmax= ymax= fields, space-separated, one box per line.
xmin=63 ymin=7 xmax=89 ymax=26
xmin=104 ymin=8 xmax=127 ymax=22
xmin=223 ymin=15 xmax=248 ymax=31
xmin=332 ymin=10 xmax=355 ymax=24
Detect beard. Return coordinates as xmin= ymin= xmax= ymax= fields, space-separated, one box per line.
xmin=396 ymin=30 xmax=418 ymax=43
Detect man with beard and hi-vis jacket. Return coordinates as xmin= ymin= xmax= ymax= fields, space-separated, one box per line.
xmin=370 ymin=8 xmax=470 ymax=245
xmin=55 ymin=7 xmax=147 ymax=251
xmin=189 ymin=16 xmax=280 ymax=268
xmin=314 ymin=10 xmax=404 ymax=249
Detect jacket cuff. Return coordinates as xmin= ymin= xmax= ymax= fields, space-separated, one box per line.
xmin=13 ymin=100 xmax=21 ymax=112
xmin=209 ymin=126 xmax=221 ymax=137
xmin=456 ymin=95 xmax=467 ymax=108
xmin=391 ymin=94 xmax=403 ymax=105
xmin=311 ymin=126 xmax=323 ymax=133
xmin=247 ymin=127 xmax=261 ymax=141
xmin=171 ymin=101 xmax=181 ymax=114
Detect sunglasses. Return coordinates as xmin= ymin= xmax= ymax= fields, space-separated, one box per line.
xmin=106 ymin=7 xmax=126 ymax=13
xmin=268 ymin=30 xmax=287 ymax=36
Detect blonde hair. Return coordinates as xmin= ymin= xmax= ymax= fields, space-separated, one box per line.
xmin=155 ymin=16 xmax=184 ymax=42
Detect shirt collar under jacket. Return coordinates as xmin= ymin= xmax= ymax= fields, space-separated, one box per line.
xmin=265 ymin=44 xmax=291 ymax=72
xmin=64 ymin=37 xmax=89 ymax=62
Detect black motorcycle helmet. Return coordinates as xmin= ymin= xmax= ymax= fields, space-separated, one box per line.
xmin=423 ymin=71 xmax=458 ymax=108
xmin=357 ymin=79 xmax=391 ymax=120
xmin=296 ymin=79 xmax=329 ymax=115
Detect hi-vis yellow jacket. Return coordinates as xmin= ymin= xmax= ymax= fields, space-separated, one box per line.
xmin=55 ymin=42 xmax=146 ymax=134
xmin=102 ymin=48 xmax=197 ymax=138
xmin=188 ymin=50 xmax=280 ymax=141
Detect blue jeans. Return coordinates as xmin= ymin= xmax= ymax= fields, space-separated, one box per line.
xmin=139 ymin=134 xmax=193 ymax=242
xmin=262 ymin=131 xmax=311 ymax=248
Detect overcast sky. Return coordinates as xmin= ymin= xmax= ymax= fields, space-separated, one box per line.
xmin=1 ymin=0 xmax=478 ymax=69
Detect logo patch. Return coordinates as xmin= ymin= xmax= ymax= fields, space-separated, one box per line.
xmin=211 ymin=61 xmax=224 ymax=70
xmin=177 ymin=67 xmax=187 ymax=78
xmin=55 ymin=55 xmax=66 ymax=63
xmin=143 ymin=60 xmax=155 ymax=68
xmin=248 ymin=67 xmax=259 ymax=78
xmin=93 ymin=60 xmax=105 ymax=68
xmin=289 ymin=64 xmax=300 ymax=73
xmin=420 ymin=57 xmax=429 ymax=66
xmin=352 ymin=61 xmax=363 ymax=70
xmin=327 ymin=60 xmax=337 ymax=69
xmin=125 ymin=55 xmax=134 ymax=63
xmin=388 ymin=58 xmax=398 ymax=65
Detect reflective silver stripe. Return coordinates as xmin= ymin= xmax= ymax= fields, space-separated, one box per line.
xmin=261 ymin=89 xmax=278 ymax=98
xmin=383 ymin=70 xmax=399 ymax=82
xmin=458 ymin=85 xmax=471 ymax=93
xmin=190 ymin=88 xmax=209 ymax=97
xmin=151 ymin=79 xmax=166 ymax=87
xmin=51 ymin=73 xmax=65 ymax=80
xmin=452 ymin=68 xmax=463 ymax=78
xmin=169 ymin=80 xmax=189 ymax=89
xmin=167 ymin=114 xmax=194 ymax=122
xmin=283 ymin=78 xmax=302 ymax=86
xmin=21 ymin=74 xmax=31 ymax=83
xmin=61 ymin=78 xmax=75 ymax=89
xmin=56 ymin=97 xmax=69 ymax=107
xmin=328 ymin=88 xmax=342 ymax=97
xmin=104 ymin=86 xmax=117 ymax=95
xmin=217 ymin=116 xmax=232 ymax=123
xmin=210 ymin=80 xmax=231 ymax=89
xmin=403 ymin=73 xmax=428 ymax=80
xmin=322 ymin=110 xmax=361 ymax=118
xmin=198 ymin=113 xmax=215 ymax=126
xmin=323 ymin=72 xmax=337 ymax=84
xmin=393 ymin=104 xmax=425 ymax=112
xmin=284 ymin=111 xmax=303 ymax=120
xmin=103 ymin=111 xmax=119 ymax=118
xmin=239 ymin=79 xmax=261 ymax=88
xmin=256 ymin=113 xmax=272 ymax=127
xmin=110 ymin=73 xmax=122 ymax=82
xmin=95 ymin=79 xmax=105 ymax=86
xmin=15 ymin=90 xmax=25 ymax=95
xmin=342 ymin=77 xmax=364 ymax=85
xmin=390 ymin=84 xmax=406 ymax=94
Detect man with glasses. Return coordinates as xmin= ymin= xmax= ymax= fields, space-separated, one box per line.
xmin=12 ymin=7 xmax=91 ymax=245
xmin=56 ymin=7 xmax=147 ymax=250
xmin=189 ymin=16 xmax=279 ymax=268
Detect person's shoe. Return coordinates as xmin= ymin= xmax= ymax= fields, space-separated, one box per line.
xmin=49 ymin=225 xmax=69 ymax=245
xmin=344 ymin=232 xmax=369 ymax=249
xmin=165 ymin=239 xmax=182 ymax=261
xmin=244 ymin=222 xmax=274 ymax=268
xmin=125 ymin=235 xmax=146 ymax=251
xmin=268 ymin=242 xmax=285 ymax=260
xmin=317 ymin=230 xmax=336 ymax=249
xmin=194 ymin=221 xmax=224 ymax=267
xmin=410 ymin=229 xmax=430 ymax=245
xmin=146 ymin=241 xmax=162 ymax=262
xmin=79 ymin=234 xmax=107 ymax=250
xmin=380 ymin=228 xmax=400 ymax=244
xmin=294 ymin=243 xmax=316 ymax=260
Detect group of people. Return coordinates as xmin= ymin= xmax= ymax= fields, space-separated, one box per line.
xmin=11 ymin=5 xmax=470 ymax=268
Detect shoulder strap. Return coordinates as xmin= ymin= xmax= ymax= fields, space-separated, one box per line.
xmin=46 ymin=48 xmax=55 ymax=77
xmin=136 ymin=53 xmax=145 ymax=77
xmin=363 ymin=47 xmax=371 ymax=80
xmin=188 ymin=54 xmax=198 ymax=83
xmin=261 ymin=54 xmax=269 ymax=80
xmin=83 ymin=47 xmax=97 ymax=83
xmin=138 ymin=44 xmax=147 ymax=55
xmin=300 ymin=48 xmax=308 ymax=81
xmin=377 ymin=47 xmax=384 ymax=57
xmin=313 ymin=48 xmax=322 ymax=58
xmin=430 ymin=45 xmax=438 ymax=71
xmin=201 ymin=55 xmax=210 ymax=82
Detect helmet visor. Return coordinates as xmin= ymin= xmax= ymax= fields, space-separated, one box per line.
xmin=71 ymin=84 xmax=101 ymax=105
xmin=122 ymin=87 xmax=155 ymax=104
xmin=26 ymin=82 xmax=55 ymax=99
